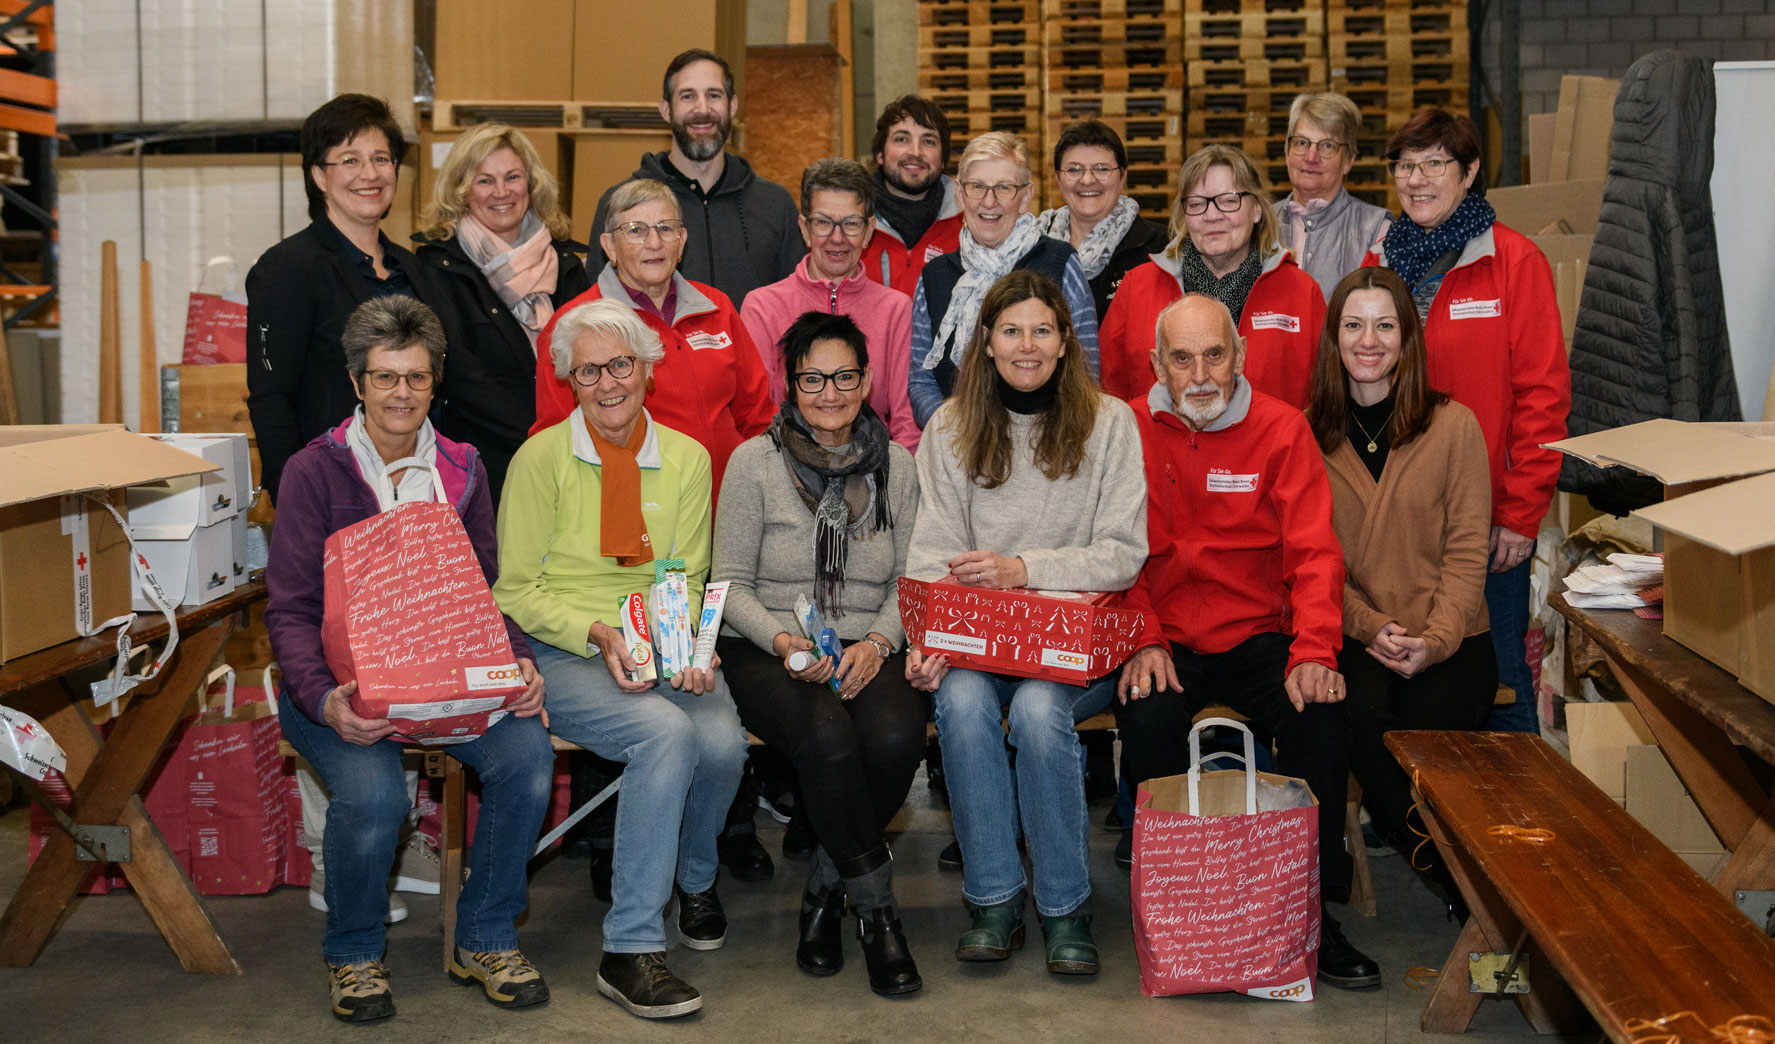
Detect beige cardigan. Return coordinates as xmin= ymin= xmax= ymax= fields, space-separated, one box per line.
xmin=1323 ymin=399 xmax=1492 ymax=665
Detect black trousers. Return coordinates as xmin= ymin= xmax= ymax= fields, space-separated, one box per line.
xmin=1338 ymin=631 xmax=1497 ymax=863
xmin=1114 ymin=632 xmax=1354 ymax=896
xmin=717 ymin=636 xmax=929 ymax=870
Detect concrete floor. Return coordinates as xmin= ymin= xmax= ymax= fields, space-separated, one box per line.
xmin=0 ymin=775 xmax=1586 ymax=1044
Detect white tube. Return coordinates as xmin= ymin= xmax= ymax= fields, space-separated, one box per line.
xmin=620 ymin=593 xmax=657 ymax=682
xmin=787 ymin=650 xmax=814 ymax=673
xmin=692 ymin=582 xmax=730 ymax=670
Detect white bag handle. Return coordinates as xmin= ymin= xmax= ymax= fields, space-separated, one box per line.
xmin=1187 ymin=716 xmax=1258 ymax=817
xmin=197 ymin=255 xmax=239 ymax=296
xmin=372 ymin=455 xmax=449 ymax=513
xmin=203 ymin=664 xmax=236 ymax=717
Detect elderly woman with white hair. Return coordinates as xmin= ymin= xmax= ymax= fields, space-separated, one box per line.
xmin=494 ymin=297 xmax=748 ymax=1021
xmin=907 ymin=131 xmax=1100 ymax=428
xmin=1275 ymin=92 xmax=1391 ymax=300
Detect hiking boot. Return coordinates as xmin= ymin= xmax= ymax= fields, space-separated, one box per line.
xmin=1040 ymin=912 xmax=1100 ymax=975
xmin=328 ymin=959 xmax=395 ymax=1022
xmin=448 ymin=946 xmax=550 ymax=1008
xmin=597 ymin=951 xmax=703 ymax=1019
xmin=955 ymin=895 xmax=1024 ymax=961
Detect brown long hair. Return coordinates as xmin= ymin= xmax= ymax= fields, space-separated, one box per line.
xmin=1306 ymin=267 xmax=1447 ymax=454
xmin=946 ymin=270 xmax=1100 ymax=488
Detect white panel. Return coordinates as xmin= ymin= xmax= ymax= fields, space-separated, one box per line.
xmin=58 ymin=0 xmax=141 ymax=125
xmin=1713 ymin=62 xmax=1775 ymax=422
xmin=56 ymin=165 xmax=143 ymax=425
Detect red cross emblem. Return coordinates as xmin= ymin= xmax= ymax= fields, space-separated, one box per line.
xmin=76 ymin=553 xmax=88 ymax=570
xmin=137 ymin=554 xmax=150 ymax=568
xmin=15 ymin=722 xmax=38 ymax=738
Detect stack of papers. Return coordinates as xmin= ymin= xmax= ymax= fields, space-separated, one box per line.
xmin=1564 ymin=553 xmax=1664 ymax=608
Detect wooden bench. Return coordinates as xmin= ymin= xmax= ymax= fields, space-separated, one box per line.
xmin=1386 ymin=730 xmax=1775 ymax=1041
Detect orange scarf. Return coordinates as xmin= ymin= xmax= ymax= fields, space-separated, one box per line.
xmin=584 ymin=414 xmax=653 ymax=567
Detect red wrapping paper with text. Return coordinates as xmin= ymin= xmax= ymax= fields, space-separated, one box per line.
xmin=896 ymin=577 xmax=1148 ymax=685
xmin=321 ymin=502 xmax=525 ymax=744
xmin=1131 ymin=772 xmax=1321 ymax=1000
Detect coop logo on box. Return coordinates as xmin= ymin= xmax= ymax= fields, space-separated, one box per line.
xmin=924 ymin=630 xmax=986 ymax=655
xmin=463 ymin=664 xmax=525 ymax=691
xmin=1040 ymin=648 xmax=1090 ymax=670
xmin=1245 ymin=978 xmax=1313 ymax=1003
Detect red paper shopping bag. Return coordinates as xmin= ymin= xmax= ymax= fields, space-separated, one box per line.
xmin=321 ymin=500 xmax=526 ymax=744
xmin=1131 ymin=717 xmax=1321 ymax=1001
xmin=896 ymin=577 xmax=1148 ymax=685
xmin=180 ymin=258 xmax=248 ymax=364
xmin=185 ymin=683 xmax=290 ymax=894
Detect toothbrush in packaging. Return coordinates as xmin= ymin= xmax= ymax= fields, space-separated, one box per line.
xmin=650 ymin=559 xmax=693 ymax=680
xmin=793 ymin=594 xmax=844 ymax=694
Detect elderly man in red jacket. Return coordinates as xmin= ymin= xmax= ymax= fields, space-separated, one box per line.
xmin=1115 ymin=293 xmax=1378 ymax=991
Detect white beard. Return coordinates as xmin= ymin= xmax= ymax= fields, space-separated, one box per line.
xmin=1175 ymin=381 xmax=1229 ymax=428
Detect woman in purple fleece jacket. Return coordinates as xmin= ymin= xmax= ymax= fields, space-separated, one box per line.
xmin=265 ymin=295 xmax=554 ymax=1023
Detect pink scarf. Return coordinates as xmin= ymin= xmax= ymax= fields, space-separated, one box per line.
xmin=457 ymin=213 xmax=560 ymax=350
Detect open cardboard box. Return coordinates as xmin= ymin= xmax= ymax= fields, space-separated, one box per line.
xmin=0 ymin=426 xmax=220 ymax=664
xmin=1488 ymin=178 xmax=1605 ymax=353
xmin=1548 ymin=419 xmax=1775 ymax=703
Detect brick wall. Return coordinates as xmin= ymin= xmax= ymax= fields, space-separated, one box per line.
xmin=1481 ymin=0 xmax=1775 ymax=117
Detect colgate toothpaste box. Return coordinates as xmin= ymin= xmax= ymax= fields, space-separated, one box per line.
xmin=897 ymin=577 xmax=1149 ymax=685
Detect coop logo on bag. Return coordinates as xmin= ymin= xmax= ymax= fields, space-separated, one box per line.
xmin=1448 ymin=297 xmax=1502 ymax=320
xmin=463 ymin=664 xmax=525 ymax=691
xmin=685 ymin=331 xmax=732 ymax=351
xmin=1040 ymin=648 xmax=1089 ymax=670
xmin=924 ymin=630 xmax=986 ymax=655
xmin=1245 ymin=977 xmax=1314 ymax=1002
xmin=1249 ymin=311 xmax=1300 ymax=333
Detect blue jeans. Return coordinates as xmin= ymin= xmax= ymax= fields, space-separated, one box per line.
xmin=277 ymin=692 xmax=553 ymax=965
xmin=1484 ymin=557 xmax=1537 ymax=733
xmin=933 ymin=668 xmax=1114 ymax=917
xmin=532 ymin=641 xmax=748 ymax=953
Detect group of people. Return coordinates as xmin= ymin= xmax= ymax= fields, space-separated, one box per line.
xmin=251 ymin=48 xmax=1570 ymax=1024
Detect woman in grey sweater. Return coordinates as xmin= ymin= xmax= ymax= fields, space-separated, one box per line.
xmin=712 ymin=312 xmax=925 ymax=997
xmin=905 ymin=270 xmax=1148 ymax=977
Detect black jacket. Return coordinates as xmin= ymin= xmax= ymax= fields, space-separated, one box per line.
xmin=245 ymin=219 xmax=418 ymax=502
xmin=406 ymin=233 xmax=592 ymax=504
xmin=1090 ymin=215 xmax=1170 ymax=320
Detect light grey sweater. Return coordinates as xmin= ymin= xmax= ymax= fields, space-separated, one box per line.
xmin=906 ymin=393 xmax=1148 ymax=592
xmin=713 ymin=434 xmax=920 ymax=652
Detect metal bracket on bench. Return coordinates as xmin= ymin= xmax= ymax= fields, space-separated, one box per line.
xmin=73 ymin=824 xmax=132 ymax=863
xmin=1736 ymin=891 xmax=1775 ymax=936
xmin=1469 ymin=946 xmax=1530 ymax=995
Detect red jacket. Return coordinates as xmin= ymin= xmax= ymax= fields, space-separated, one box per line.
xmin=1123 ymin=380 xmax=1344 ymax=676
xmin=862 ymin=177 xmax=964 ymax=298
xmin=1362 ymin=221 xmax=1570 ymax=537
xmin=531 ymin=266 xmax=774 ymax=497
xmin=1099 ymin=246 xmax=1326 ymax=409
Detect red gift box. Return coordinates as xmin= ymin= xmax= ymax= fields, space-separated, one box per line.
xmin=322 ymin=501 xmax=526 ymax=744
xmin=897 ymin=577 xmax=1149 ymax=685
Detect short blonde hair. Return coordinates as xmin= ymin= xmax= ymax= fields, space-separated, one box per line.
xmin=420 ymin=123 xmax=569 ymax=241
xmin=1166 ymin=144 xmax=1281 ymax=261
xmin=604 ymin=178 xmax=683 ymax=230
xmin=550 ymin=298 xmax=666 ymax=380
xmin=956 ymin=131 xmax=1032 ymax=186
xmin=1287 ymin=92 xmax=1364 ymax=156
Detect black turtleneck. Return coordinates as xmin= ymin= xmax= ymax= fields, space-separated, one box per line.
xmin=996 ymin=367 xmax=1062 ymax=415
xmin=873 ymin=170 xmax=944 ymax=246
xmin=1346 ymin=393 xmax=1395 ymax=481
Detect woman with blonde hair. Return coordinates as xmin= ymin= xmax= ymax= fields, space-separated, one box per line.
xmin=1099 ymin=143 xmax=1325 ymax=408
xmin=408 ymin=122 xmax=592 ymax=502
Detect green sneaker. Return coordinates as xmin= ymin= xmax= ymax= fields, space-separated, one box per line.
xmin=1041 ymin=912 xmax=1099 ymax=975
xmin=955 ymin=896 xmax=1025 ymax=962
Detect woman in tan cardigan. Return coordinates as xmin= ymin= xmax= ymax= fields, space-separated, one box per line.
xmin=1306 ymin=266 xmax=1496 ymax=883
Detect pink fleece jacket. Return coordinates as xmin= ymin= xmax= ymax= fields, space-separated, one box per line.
xmin=739 ymin=256 xmax=921 ymax=451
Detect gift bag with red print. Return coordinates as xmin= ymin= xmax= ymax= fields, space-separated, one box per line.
xmin=180 ymin=257 xmax=248 ymax=364
xmin=184 ymin=673 xmax=290 ymax=895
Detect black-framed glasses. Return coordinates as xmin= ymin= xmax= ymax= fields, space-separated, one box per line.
xmin=569 ymin=356 xmax=639 ymax=386
xmin=1181 ymin=191 xmax=1255 ymax=216
xmin=321 ymin=155 xmax=395 ymax=172
xmin=1287 ymin=136 xmax=1347 ymax=157
xmin=793 ymin=368 xmax=865 ymax=394
xmin=959 ymin=180 xmax=1028 ymax=203
xmin=1392 ymin=157 xmax=1457 ymax=179
xmin=806 ymin=215 xmax=869 ymax=239
xmin=363 ymin=370 xmax=433 ymax=391
xmin=1058 ymin=162 xmax=1120 ymax=181
xmin=612 ymin=220 xmax=686 ymax=243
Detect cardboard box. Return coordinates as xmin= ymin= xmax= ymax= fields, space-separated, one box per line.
xmin=128 ymin=434 xmax=251 ymax=610
xmin=897 ymin=577 xmax=1150 ymax=686
xmin=1550 ymin=75 xmax=1618 ymax=183
xmin=1549 ymin=420 xmax=1775 ymax=702
xmin=572 ymin=0 xmax=718 ymax=104
xmin=435 ymin=0 xmax=575 ymax=101
xmin=1624 ymin=744 xmax=1727 ymax=878
xmin=568 ymin=129 xmax=674 ymax=245
xmin=0 ymin=426 xmax=219 ymax=664
xmin=128 ymin=435 xmax=243 ymax=529
xmin=1565 ymin=700 xmax=1657 ymax=804
xmin=1528 ymin=111 xmax=1557 ymax=185
xmin=1486 ymin=178 xmax=1605 ymax=237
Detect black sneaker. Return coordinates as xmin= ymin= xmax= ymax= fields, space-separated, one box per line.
xmin=1114 ymin=831 xmax=1132 ymax=870
xmin=1317 ymin=909 xmax=1382 ymax=989
xmin=596 ymin=951 xmax=702 ymax=1019
xmin=782 ymin=808 xmax=816 ymax=861
xmin=675 ymin=883 xmax=728 ymax=950
xmin=937 ymin=839 xmax=963 ymax=872
xmin=328 ymin=959 xmax=395 ymax=1022
xmin=718 ymin=831 xmax=775 ymax=882
xmin=588 ymin=846 xmax=613 ymax=904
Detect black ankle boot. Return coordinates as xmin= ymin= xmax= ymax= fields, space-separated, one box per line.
xmin=795 ymin=887 xmax=846 ymax=976
xmin=856 ymin=906 xmax=922 ymax=996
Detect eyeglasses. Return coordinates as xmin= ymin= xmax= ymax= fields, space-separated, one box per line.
xmin=321 ymin=155 xmax=395 ymax=173
xmin=1181 ymin=191 xmax=1255 ymax=216
xmin=362 ymin=370 xmax=434 ymax=391
xmin=806 ymin=215 xmax=869 ymax=239
xmin=1057 ymin=163 xmax=1120 ymax=181
xmin=793 ymin=368 xmax=865 ymax=394
xmin=569 ymin=356 xmax=639 ymax=386
xmin=1287 ymin=136 xmax=1347 ymax=157
xmin=959 ymin=180 xmax=1028 ymax=203
xmin=611 ymin=220 xmax=686 ymax=243
xmin=1392 ymin=157 xmax=1457 ymax=179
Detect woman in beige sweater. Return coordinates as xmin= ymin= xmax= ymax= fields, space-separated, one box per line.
xmin=1306 ymin=266 xmax=1495 ymax=881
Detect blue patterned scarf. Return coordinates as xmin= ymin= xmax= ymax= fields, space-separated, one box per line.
xmin=1381 ymin=192 xmax=1496 ymax=292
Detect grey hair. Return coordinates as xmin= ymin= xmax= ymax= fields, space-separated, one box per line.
xmin=604 ymin=178 xmax=682 ymax=230
xmin=1287 ymin=92 xmax=1364 ymax=155
xmin=343 ymin=295 xmax=446 ymax=384
xmin=549 ymin=298 xmax=666 ymax=380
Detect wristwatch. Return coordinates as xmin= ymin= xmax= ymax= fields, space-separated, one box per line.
xmin=866 ymin=636 xmax=893 ymax=660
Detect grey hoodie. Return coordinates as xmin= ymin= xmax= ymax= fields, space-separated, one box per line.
xmin=586 ymin=150 xmax=805 ymax=309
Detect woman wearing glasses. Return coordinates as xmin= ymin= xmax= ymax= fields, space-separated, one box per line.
xmin=1274 ymin=92 xmax=1392 ymax=300
xmin=741 ymin=159 xmax=920 ymax=449
xmin=1361 ymin=108 xmax=1568 ymax=735
xmin=407 ymin=123 xmax=591 ymax=505
xmin=1038 ymin=119 xmax=1168 ymax=319
xmin=711 ymin=312 xmax=926 ymax=996
xmin=531 ymin=177 xmax=774 ymax=497
xmin=248 ymin=94 xmax=419 ymax=504
xmin=1099 ymin=143 xmax=1325 ymax=407
xmin=908 ymin=132 xmax=1100 ymax=429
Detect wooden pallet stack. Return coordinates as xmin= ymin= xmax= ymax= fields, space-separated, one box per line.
xmin=1329 ymin=0 xmax=1470 ymax=208
xmin=1039 ymin=0 xmax=1185 ymax=219
xmin=918 ymin=0 xmax=1046 ymax=200
xmin=1182 ymin=0 xmax=1327 ymax=194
